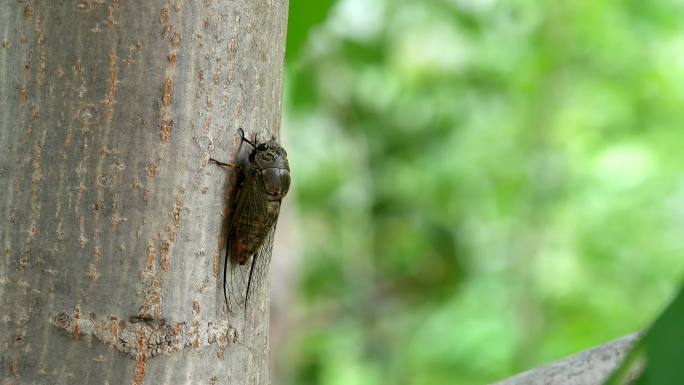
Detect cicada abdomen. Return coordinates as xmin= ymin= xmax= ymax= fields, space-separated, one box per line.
xmin=211 ymin=128 xmax=290 ymax=314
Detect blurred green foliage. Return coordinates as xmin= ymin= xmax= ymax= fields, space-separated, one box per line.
xmin=278 ymin=0 xmax=684 ymax=384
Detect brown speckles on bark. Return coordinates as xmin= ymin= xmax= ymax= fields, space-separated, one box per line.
xmin=1 ymin=39 xmax=10 ymax=48
xmin=10 ymin=359 xmax=19 ymax=376
xmin=158 ymin=6 xmax=178 ymax=145
xmin=160 ymin=241 xmax=170 ymax=272
xmin=192 ymin=301 xmax=200 ymax=350
xmin=234 ymin=100 xmax=241 ymax=120
xmin=89 ymin=246 xmax=102 ymax=281
xmin=229 ymin=30 xmax=238 ymax=60
xmin=74 ymin=58 xmax=81 ymax=73
xmin=146 ymin=243 xmax=156 ymax=271
xmin=141 ymin=241 xmax=163 ymax=319
xmin=34 ymin=16 xmax=45 ymax=88
xmin=72 ymin=305 xmax=81 ymax=340
xmin=79 ymin=216 xmax=88 ymax=249
xmin=143 ymin=186 xmax=151 ymax=203
xmin=105 ymin=51 xmax=118 ymax=121
xmin=160 ymin=7 xmax=169 ymax=24
xmin=217 ymin=333 xmax=226 ymax=360
xmin=107 ymin=5 xmax=116 ymax=27
xmin=96 ymin=174 xmax=114 ymax=189
xmin=24 ymin=2 xmax=33 ymax=18
xmin=166 ymin=225 xmax=177 ymax=243
xmin=160 ymin=119 xmax=173 ymax=143
xmin=18 ymin=87 xmax=28 ymax=104
xmin=162 ymin=77 xmax=173 ymax=106
xmin=172 ymin=189 xmax=184 ymax=226
xmin=111 ymin=196 xmax=126 ymax=228
xmin=147 ymin=160 xmax=158 ymax=177
xmin=133 ymin=334 xmax=148 ymax=385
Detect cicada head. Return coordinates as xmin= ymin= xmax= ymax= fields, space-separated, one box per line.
xmin=251 ymin=139 xmax=290 ymax=199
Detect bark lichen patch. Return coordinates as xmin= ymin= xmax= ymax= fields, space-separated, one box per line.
xmin=50 ymin=311 xmax=237 ymax=360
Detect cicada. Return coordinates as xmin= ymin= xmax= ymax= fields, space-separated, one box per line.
xmin=211 ymin=128 xmax=290 ymax=314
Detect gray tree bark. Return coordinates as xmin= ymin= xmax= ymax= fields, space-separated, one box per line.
xmin=0 ymin=1 xmax=288 ymax=384
xmin=491 ymin=333 xmax=642 ymax=385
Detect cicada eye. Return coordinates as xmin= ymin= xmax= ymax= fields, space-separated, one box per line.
xmin=257 ymin=143 xmax=268 ymax=151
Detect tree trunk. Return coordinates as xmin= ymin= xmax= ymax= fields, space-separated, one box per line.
xmin=0 ymin=1 xmax=288 ymax=384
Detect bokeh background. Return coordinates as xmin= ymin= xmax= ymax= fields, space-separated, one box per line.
xmin=271 ymin=1 xmax=684 ymax=384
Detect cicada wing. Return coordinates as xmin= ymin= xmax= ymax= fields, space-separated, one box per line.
xmin=224 ymin=170 xmax=271 ymax=314
xmin=227 ymin=258 xmax=249 ymax=313
xmin=245 ymin=225 xmax=276 ymax=309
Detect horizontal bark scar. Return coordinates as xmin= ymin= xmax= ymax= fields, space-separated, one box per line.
xmin=50 ymin=310 xmax=239 ymax=360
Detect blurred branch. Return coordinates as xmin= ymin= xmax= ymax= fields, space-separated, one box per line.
xmin=491 ymin=333 xmax=643 ymax=385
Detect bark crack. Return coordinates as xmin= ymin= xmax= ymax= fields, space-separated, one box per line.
xmin=51 ymin=310 xmax=239 ymax=360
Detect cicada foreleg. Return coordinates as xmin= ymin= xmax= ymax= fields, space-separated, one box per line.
xmin=209 ymin=158 xmax=240 ymax=170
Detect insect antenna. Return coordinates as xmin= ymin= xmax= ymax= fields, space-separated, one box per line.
xmin=238 ymin=127 xmax=257 ymax=148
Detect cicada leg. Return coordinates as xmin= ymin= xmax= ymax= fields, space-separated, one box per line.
xmin=209 ymin=158 xmax=241 ymax=171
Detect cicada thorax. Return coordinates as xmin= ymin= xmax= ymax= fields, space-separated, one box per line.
xmin=223 ymin=131 xmax=290 ymax=312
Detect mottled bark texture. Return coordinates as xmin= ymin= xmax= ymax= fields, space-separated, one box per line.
xmin=0 ymin=1 xmax=288 ymax=384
